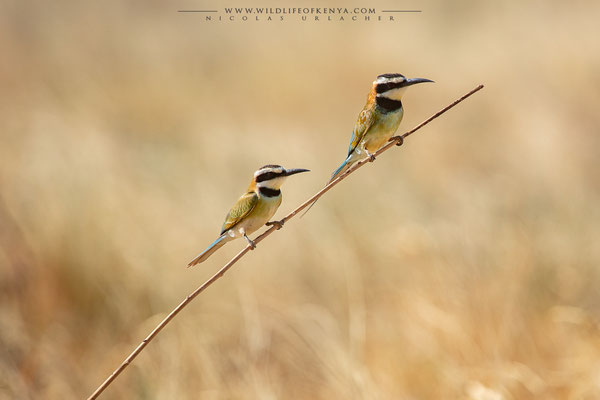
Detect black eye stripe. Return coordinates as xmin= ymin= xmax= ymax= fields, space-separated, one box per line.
xmin=375 ymin=81 xmax=405 ymax=94
xmin=255 ymin=171 xmax=284 ymax=183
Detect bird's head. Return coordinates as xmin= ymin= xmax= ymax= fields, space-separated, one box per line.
xmin=253 ymin=165 xmax=310 ymax=190
xmin=373 ymin=73 xmax=434 ymax=102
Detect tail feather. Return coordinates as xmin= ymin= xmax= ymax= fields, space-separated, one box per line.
xmin=328 ymin=158 xmax=352 ymax=184
xmin=301 ymin=158 xmax=352 ymax=217
xmin=187 ymin=234 xmax=229 ymax=267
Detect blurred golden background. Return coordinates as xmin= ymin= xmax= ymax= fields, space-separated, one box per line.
xmin=1 ymin=0 xmax=600 ymax=398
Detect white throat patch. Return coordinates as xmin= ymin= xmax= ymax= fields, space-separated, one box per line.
xmin=378 ymin=86 xmax=407 ymax=101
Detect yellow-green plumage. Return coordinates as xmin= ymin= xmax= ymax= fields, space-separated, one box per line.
xmin=221 ymin=191 xmax=259 ymax=234
xmin=221 ymin=190 xmax=281 ymax=236
xmin=347 ymin=104 xmax=404 ymax=158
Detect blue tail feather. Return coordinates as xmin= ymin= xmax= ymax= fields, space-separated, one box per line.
xmin=187 ymin=234 xmax=228 ymax=267
xmin=329 ymin=158 xmax=350 ymax=184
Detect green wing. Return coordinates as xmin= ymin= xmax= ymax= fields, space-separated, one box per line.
xmin=220 ymin=191 xmax=258 ymax=234
xmin=347 ymin=107 xmax=376 ymax=157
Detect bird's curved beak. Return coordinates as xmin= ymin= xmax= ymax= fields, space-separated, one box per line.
xmin=284 ymin=168 xmax=310 ymax=176
xmin=401 ymin=77 xmax=435 ymax=87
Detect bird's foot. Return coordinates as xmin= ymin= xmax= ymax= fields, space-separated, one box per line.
xmin=365 ymin=150 xmax=376 ymax=162
xmin=266 ymin=220 xmax=284 ymax=230
xmin=243 ymin=234 xmax=256 ymax=250
xmin=395 ymin=135 xmax=404 ymax=147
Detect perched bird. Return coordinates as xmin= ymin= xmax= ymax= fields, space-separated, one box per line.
xmin=331 ymin=73 xmax=433 ymax=180
xmin=303 ymin=73 xmax=433 ymax=215
xmin=188 ymin=165 xmax=309 ymax=267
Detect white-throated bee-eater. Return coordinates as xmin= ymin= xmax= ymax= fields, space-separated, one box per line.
xmin=187 ymin=165 xmax=309 ymax=267
xmin=332 ymin=73 xmax=433 ymax=180
xmin=303 ymin=73 xmax=433 ymax=215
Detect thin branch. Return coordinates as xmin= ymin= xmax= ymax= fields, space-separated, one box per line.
xmin=86 ymin=84 xmax=484 ymax=400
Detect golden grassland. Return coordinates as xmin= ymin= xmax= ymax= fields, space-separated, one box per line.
xmin=1 ymin=1 xmax=600 ymax=398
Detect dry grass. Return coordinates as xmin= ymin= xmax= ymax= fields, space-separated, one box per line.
xmin=1 ymin=1 xmax=600 ymax=399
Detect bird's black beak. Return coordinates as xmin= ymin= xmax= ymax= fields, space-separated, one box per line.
xmin=401 ymin=77 xmax=435 ymax=87
xmin=284 ymin=168 xmax=310 ymax=177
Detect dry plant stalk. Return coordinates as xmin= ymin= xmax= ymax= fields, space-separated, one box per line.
xmin=87 ymin=84 xmax=484 ymax=400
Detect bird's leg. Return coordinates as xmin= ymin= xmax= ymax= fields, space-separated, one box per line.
xmin=243 ymin=234 xmax=256 ymax=249
xmin=240 ymin=229 xmax=256 ymax=249
xmin=395 ymin=135 xmax=404 ymax=147
xmin=364 ymin=149 xmax=376 ymax=162
xmin=266 ymin=220 xmax=284 ymax=230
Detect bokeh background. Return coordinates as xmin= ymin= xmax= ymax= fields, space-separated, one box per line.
xmin=1 ymin=0 xmax=600 ymax=399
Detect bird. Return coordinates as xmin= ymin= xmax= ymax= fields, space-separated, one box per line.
xmin=187 ymin=165 xmax=309 ymax=267
xmin=303 ymin=73 xmax=433 ymax=215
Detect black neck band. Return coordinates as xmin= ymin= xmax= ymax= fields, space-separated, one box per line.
xmin=376 ymin=96 xmax=403 ymax=112
xmin=259 ymin=187 xmax=281 ymax=197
